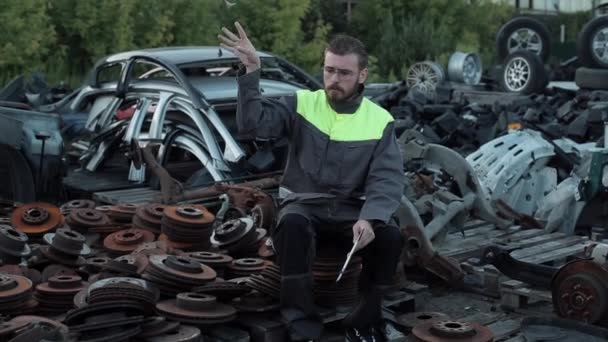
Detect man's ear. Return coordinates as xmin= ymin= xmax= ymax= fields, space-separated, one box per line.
xmin=359 ymin=68 xmax=368 ymax=84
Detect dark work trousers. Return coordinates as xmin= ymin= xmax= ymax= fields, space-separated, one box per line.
xmin=272 ymin=198 xmax=404 ymax=341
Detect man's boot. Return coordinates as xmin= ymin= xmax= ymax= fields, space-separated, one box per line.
xmin=343 ymin=285 xmax=391 ymax=342
xmin=280 ymin=273 xmax=323 ymax=341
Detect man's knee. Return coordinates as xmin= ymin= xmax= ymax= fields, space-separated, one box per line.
xmin=374 ymin=224 xmax=404 ymax=253
xmin=273 ymin=213 xmax=314 ymax=242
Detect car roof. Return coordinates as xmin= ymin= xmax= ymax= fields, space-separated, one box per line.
xmin=188 ymin=76 xmax=301 ymax=101
xmin=101 ymin=46 xmax=274 ymax=65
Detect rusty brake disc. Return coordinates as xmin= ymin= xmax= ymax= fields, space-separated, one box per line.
xmin=43 ymin=228 xmax=91 ymax=256
xmin=232 ymin=290 xmax=280 ymax=313
xmin=163 ymin=205 xmax=215 ymax=227
xmin=397 ymin=312 xmax=452 ymax=329
xmin=552 ymin=259 xmax=608 ymax=324
xmin=11 ymin=202 xmax=63 ymax=235
xmin=0 ymin=225 xmax=31 ymax=263
xmin=103 ymin=228 xmax=155 ymax=254
xmin=412 ymin=320 xmax=494 ymax=342
xmin=156 ymin=292 xmax=237 ymax=325
xmin=135 ymin=316 xmax=181 ymax=339
xmin=66 ymin=209 xmax=112 ymax=230
xmin=182 ymin=251 xmax=233 ymax=269
xmin=60 ymin=199 xmax=96 ymax=215
xmin=144 ymin=324 xmax=201 ymax=342
xmin=147 ymin=255 xmax=217 ymax=283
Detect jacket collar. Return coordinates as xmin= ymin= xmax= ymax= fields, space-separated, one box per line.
xmin=327 ymin=84 xmax=364 ymax=114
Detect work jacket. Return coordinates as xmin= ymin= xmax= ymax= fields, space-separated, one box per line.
xmin=237 ymin=69 xmax=404 ymax=223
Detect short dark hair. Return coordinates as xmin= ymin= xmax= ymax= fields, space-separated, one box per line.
xmin=326 ymin=34 xmax=368 ymax=70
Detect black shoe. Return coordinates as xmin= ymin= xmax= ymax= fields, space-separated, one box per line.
xmin=345 ymin=327 xmax=377 ymax=342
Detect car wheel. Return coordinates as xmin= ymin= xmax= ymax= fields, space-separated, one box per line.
xmin=577 ymin=16 xmax=608 ymax=69
xmin=0 ymin=144 xmax=36 ymax=202
xmin=496 ymin=16 xmax=552 ymax=63
xmin=405 ymin=61 xmax=446 ymax=97
xmin=499 ymin=51 xmax=547 ymax=94
xmin=575 ymin=67 xmax=608 ymax=89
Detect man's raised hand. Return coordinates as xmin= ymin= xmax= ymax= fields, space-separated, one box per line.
xmin=218 ymin=21 xmax=261 ymax=73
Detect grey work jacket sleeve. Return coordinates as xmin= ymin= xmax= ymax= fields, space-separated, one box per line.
xmin=359 ymin=122 xmax=405 ymax=223
xmin=237 ymin=68 xmax=296 ymax=139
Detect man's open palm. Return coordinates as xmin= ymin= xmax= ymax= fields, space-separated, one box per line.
xmin=218 ymin=22 xmax=260 ymax=72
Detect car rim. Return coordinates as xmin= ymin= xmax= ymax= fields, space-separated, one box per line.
xmin=591 ymin=27 xmax=608 ymax=64
xmin=406 ymin=62 xmax=445 ymax=96
xmin=508 ymin=28 xmax=543 ymax=55
xmin=504 ymin=57 xmax=530 ymax=92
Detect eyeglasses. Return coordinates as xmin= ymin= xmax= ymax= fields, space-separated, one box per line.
xmin=323 ymin=66 xmax=356 ymax=79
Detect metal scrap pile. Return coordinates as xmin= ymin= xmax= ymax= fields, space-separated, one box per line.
xmin=374 ymin=84 xmax=608 ymax=156
xmin=0 ymin=183 xmax=387 ymax=341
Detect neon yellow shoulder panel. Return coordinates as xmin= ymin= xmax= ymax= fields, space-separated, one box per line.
xmin=295 ymin=89 xmax=393 ymax=141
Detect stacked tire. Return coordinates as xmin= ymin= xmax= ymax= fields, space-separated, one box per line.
xmin=576 ymin=15 xmax=608 ymax=90
xmin=496 ymin=17 xmax=550 ymax=94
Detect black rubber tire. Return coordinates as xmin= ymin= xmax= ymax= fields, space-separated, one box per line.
xmin=577 ymin=16 xmax=608 ymax=69
xmin=0 ymin=144 xmax=36 ymax=202
xmin=575 ymin=67 xmax=608 ymax=89
xmin=499 ymin=51 xmax=548 ymax=95
xmin=496 ymin=16 xmax=552 ymax=63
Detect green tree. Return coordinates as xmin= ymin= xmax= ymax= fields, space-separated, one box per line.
xmin=0 ymin=0 xmax=56 ymax=84
xmin=220 ymin=0 xmax=330 ymax=72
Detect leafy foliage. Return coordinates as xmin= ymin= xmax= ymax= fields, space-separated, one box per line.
xmin=3 ymin=0 xmax=590 ymax=87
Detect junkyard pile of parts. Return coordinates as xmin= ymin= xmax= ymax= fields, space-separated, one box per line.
xmin=2 ymin=51 xmax=608 ymax=341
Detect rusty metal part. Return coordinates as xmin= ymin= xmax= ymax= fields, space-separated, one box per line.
xmin=0 ymin=265 xmax=41 ymax=286
xmin=251 ymin=202 xmax=275 ymax=229
xmin=226 ymin=258 xmax=268 ymax=278
xmin=11 ymin=203 xmax=63 ymax=235
xmin=552 ymin=259 xmax=608 ymax=324
xmin=34 ymin=275 xmax=88 ymax=313
xmin=479 ymin=245 xmax=557 ymax=288
xmin=8 ymin=315 xmax=69 ymax=342
xmin=82 ymin=256 xmax=111 ymax=274
xmin=41 ymin=264 xmax=79 ymax=282
xmin=398 ymin=197 xmax=465 ymax=283
xmin=211 ymin=217 xmax=256 ymax=247
xmin=66 ymin=208 xmax=112 ymax=231
xmin=0 ymin=274 xmax=34 ymax=315
xmin=397 ymin=312 xmax=452 ymax=329
xmin=0 ymin=225 xmax=30 ymax=263
xmin=232 ymin=290 xmax=280 ymax=312
xmin=148 ymin=255 xmax=217 ymax=282
xmin=108 ymin=204 xmax=140 ymax=223
xmin=156 ymin=292 xmax=237 ymax=325
xmin=39 ymin=246 xmax=85 ymax=266
xmin=103 ymin=228 xmax=155 ymax=255
xmin=132 ymin=241 xmax=173 ymax=257
xmin=312 ymin=256 xmax=361 ymax=307
xmin=60 ymin=199 xmax=96 ymax=215
xmin=192 ymin=281 xmax=251 ymax=300
xmin=247 ymin=274 xmax=280 ymax=298
xmin=258 ymin=237 xmax=275 ymax=258
xmin=0 ymin=320 xmax=29 ymax=339
xmin=95 ymin=205 xmax=112 ymax=213
xmin=63 ymin=301 xmax=146 ymax=329
xmin=133 ymin=203 xmax=167 ymax=234
xmin=142 ymin=255 xmax=216 ymax=296
xmin=494 ymin=199 xmax=542 ymax=229
xmin=182 ymin=251 xmax=233 ymax=270
xmin=157 ymin=234 xmax=197 ymax=251
xmin=136 ymin=316 xmax=181 ymax=339
xmin=163 ymin=205 xmax=214 ymax=227
xmin=87 ymin=277 xmax=159 ymax=313
xmin=110 ymin=254 xmax=149 ymax=274
xmin=412 ymin=320 xmax=494 ymax=342
xmin=43 ymin=228 xmax=91 ymax=256
xmin=145 ymin=324 xmax=201 ymax=342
